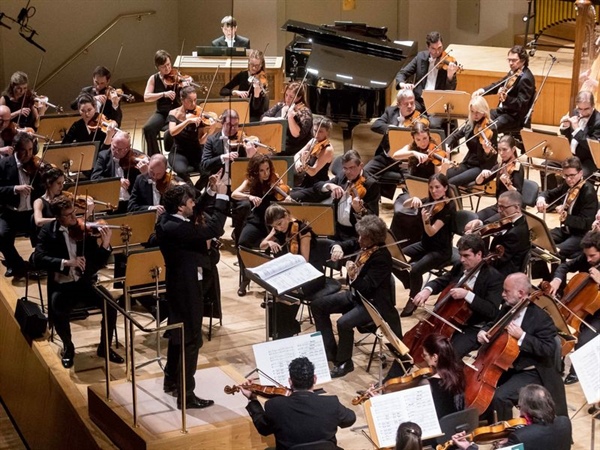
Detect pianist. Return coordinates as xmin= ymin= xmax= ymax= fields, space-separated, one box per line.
xmin=212 ymin=16 xmax=250 ymax=49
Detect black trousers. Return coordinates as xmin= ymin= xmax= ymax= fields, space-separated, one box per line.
xmin=0 ymin=209 xmax=32 ymax=272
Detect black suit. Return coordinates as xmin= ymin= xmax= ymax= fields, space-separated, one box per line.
xmin=154 ymin=197 xmax=228 ymax=399
xmin=201 ymin=132 xmax=248 ymax=176
xmin=128 ymin=173 xmax=157 ymax=212
xmin=395 ymin=50 xmax=458 ymax=111
xmin=246 ymin=390 xmax=356 ymax=450
xmin=70 ymin=86 xmax=123 ymax=126
xmin=483 ymin=302 xmax=567 ymax=421
xmin=540 ymin=180 xmax=598 ymax=259
xmin=425 ymin=263 xmax=504 ymax=357
xmin=32 ymin=220 xmax=115 ymax=349
xmin=560 ymin=108 xmax=600 ymax=177
xmin=91 ymin=148 xmax=142 ymax=213
xmin=480 ymin=67 xmax=535 ymax=133
xmin=0 ymin=156 xmax=44 ymax=272
xmin=489 ymin=215 xmax=531 ymax=277
xmin=311 ymin=247 xmax=402 ymax=364
xmin=211 ymin=35 xmax=250 ymax=49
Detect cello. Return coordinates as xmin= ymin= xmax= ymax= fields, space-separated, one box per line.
xmin=464 ymin=289 xmax=543 ymax=414
xmin=403 ymin=247 xmax=504 ymax=367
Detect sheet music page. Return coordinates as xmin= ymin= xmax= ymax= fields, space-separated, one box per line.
xmin=570 ymin=333 xmax=600 ymax=404
xmin=249 ymin=253 xmax=304 ymax=280
xmin=368 ymin=384 xmax=441 ymax=447
xmin=252 ymin=332 xmax=331 ymax=387
xmin=267 ymin=263 xmax=323 ymax=294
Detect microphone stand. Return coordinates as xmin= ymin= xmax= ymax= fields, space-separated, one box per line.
xmin=523 ymin=55 xmax=557 ymax=126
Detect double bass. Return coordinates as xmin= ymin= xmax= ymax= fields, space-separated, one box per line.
xmin=403 ymin=247 xmax=503 ymax=367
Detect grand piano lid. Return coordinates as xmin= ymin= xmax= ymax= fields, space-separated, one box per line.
xmin=282 ymin=20 xmax=416 ymax=90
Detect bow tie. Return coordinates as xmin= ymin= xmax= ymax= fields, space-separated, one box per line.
xmin=59 ymin=225 xmax=69 ymax=233
xmin=147 ymin=178 xmax=156 ymax=185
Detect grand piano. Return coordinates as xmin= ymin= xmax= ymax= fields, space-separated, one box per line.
xmin=283 ymin=20 xmax=417 ymax=124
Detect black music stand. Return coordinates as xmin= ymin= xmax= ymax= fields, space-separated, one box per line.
xmin=523 ymin=211 xmax=561 ymax=278
xmin=422 ymin=90 xmax=471 ymax=136
xmin=44 ymin=142 xmax=99 ymax=180
xmin=521 ymin=129 xmax=571 ymax=192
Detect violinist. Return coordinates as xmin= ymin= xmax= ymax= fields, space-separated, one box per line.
xmin=0 ymin=105 xmax=15 ymax=156
xmin=219 ymin=50 xmax=269 ymax=122
xmin=32 ymin=167 xmax=67 ymax=244
xmin=396 ymin=173 xmax=456 ymax=317
xmin=410 ymin=234 xmax=503 ymax=358
xmin=472 ymin=45 xmax=535 ymax=133
xmin=233 ymin=154 xmax=288 ymax=296
xmin=0 ymin=71 xmax=46 ymax=130
xmin=464 ymin=191 xmax=530 ymax=278
xmin=212 ymin=16 xmax=250 ymax=49
xmin=91 ymin=131 xmax=148 ymax=213
xmin=31 ymin=194 xmax=122 ymax=369
xmin=62 ymin=94 xmax=112 ymax=144
xmin=70 ymin=66 xmax=122 ymax=126
xmin=261 ymin=81 xmax=313 ymax=156
xmin=395 ymin=31 xmax=459 ymax=129
xmin=291 ymin=117 xmax=334 ymax=202
xmin=476 ymin=273 xmax=567 ymax=422
xmin=559 ymin=90 xmax=600 ymax=178
xmin=241 ymin=356 xmax=355 ymax=449
xmin=396 ymin=422 xmax=423 ymax=450
xmin=370 ymin=89 xmax=430 ymax=199
xmin=311 ymin=215 xmax=402 ymax=378
xmin=446 ymin=96 xmax=497 ymax=187
xmin=260 ymin=204 xmax=326 ymax=338
xmin=128 ymin=154 xmax=173 ymax=214
xmin=392 ymin=122 xmax=448 ymax=180
xmin=167 ymin=86 xmax=208 ymax=185
xmin=474 ymin=135 xmax=524 ymax=221
xmin=536 ymin=156 xmax=598 ymax=260
xmin=452 ymin=384 xmax=571 ymax=450
xmin=143 ymin=50 xmax=180 ymax=156
xmin=547 ymin=230 xmax=600 ymax=386
xmin=317 ymin=150 xmax=380 ymax=253
xmin=0 ymin=132 xmax=44 ymax=279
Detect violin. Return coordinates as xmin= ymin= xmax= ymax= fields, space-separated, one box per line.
xmin=248 ymin=70 xmax=268 ymax=95
xmin=438 ymin=51 xmax=463 ymax=72
xmin=224 ymin=383 xmax=292 ymax=398
xmin=499 ymin=68 xmax=522 ymax=103
xmin=560 ymin=179 xmax=584 ymax=222
xmin=352 ymin=367 xmax=433 ymax=405
xmin=32 ymin=92 xmax=63 ymax=112
xmin=107 ymin=86 xmax=135 ymax=103
xmin=67 ymin=218 xmax=130 ymax=241
xmin=483 ymin=159 xmax=519 ymax=196
xmin=298 ymin=138 xmax=330 ymax=174
xmin=88 ymin=113 xmax=123 ymax=134
xmin=474 ymin=117 xmax=496 ymax=153
xmin=346 ymin=175 xmax=367 ymax=199
xmin=436 ymin=418 xmax=527 ymax=450
xmin=156 ymin=172 xmax=174 ymax=195
xmin=17 ymin=127 xmax=55 ymax=143
xmin=472 ymin=215 xmax=517 ymax=238
xmin=267 ymin=172 xmax=292 ymax=201
xmin=163 ymin=68 xmax=208 ymax=93
xmin=65 ymin=192 xmax=117 ymax=211
xmin=0 ymin=122 xmax=17 ymax=146
xmin=186 ymin=105 xmax=220 ymax=127
xmin=119 ymin=149 xmax=149 ymax=171
xmin=401 ymin=110 xmax=430 ymax=128
xmin=355 ymin=245 xmax=378 ymax=270
xmin=288 ymin=221 xmax=300 ymax=255
xmin=21 ymin=155 xmax=49 ymax=178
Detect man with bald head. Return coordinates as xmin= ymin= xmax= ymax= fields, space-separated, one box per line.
xmin=0 ymin=105 xmax=15 ymax=156
xmin=91 ymin=131 xmax=148 ymax=213
xmin=128 ymin=153 xmax=170 ymax=214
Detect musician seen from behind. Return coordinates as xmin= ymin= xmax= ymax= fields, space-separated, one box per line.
xmin=464 ymin=191 xmax=530 ymax=278
xmin=477 ymin=273 xmax=567 ymax=422
xmin=546 ymin=230 xmax=600 ymax=386
xmin=32 ymin=194 xmax=123 ymax=369
xmin=241 ymin=357 xmax=355 ymax=449
xmin=472 ymin=45 xmax=535 ymax=134
xmin=315 ymin=150 xmax=380 ymax=252
xmin=70 ymin=66 xmax=122 ymax=126
xmin=452 ymin=384 xmax=571 ymax=450
xmin=311 ymin=215 xmax=403 ymax=378
xmin=368 ymin=89 xmax=429 ymax=199
xmin=473 ymin=135 xmax=524 ymax=222
xmin=410 ymin=234 xmax=504 ymax=358
xmin=445 ymin=96 xmax=497 ymax=187
xmin=0 ymin=105 xmax=15 ymax=156
xmin=155 ymin=182 xmax=228 ymax=409
xmin=536 ymin=156 xmax=598 ymax=260
xmin=91 ymin=130 xmax=148 ymax=214
xmin=219 ymin=50 xmax=269 ymax=122
xmin=261 ymin=81 xmax=313 ymax=156
xmin=559 ymin=90 xmax=600 ymax=178
xmin=212 ymin=16 xmax=250 ymax=49
xmin=291 ymin=116 xmax=335 ymax=203
xmin=395 ymin=31 xmax=459 ymax=129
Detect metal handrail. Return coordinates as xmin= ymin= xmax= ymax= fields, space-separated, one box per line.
xmin=37 ymin=11 xmax=155 ymax=90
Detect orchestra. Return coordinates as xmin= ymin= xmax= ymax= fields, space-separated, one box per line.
xmin=8 ymin=11 xmax=600 ymax=448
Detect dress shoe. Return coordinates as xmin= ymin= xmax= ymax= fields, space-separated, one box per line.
xmin=177 ymin=395 xmax=215 ymax=410
xmin=564 ymin=373 xmax=579 ymax=385
xmin=163 ymin=381 xmax=178 ymax=397
xmin=4 ymin=268 xmax=14 ymax=277
xmin=331 ymin=360 xmax=354 ymax=378
xmin=237 ymin=279 xmax=250 ymax=297
xmin=96 ymin=347 xmax=125 ymax=364
xmin=588 ymin=404 xmax=599 ymax=415
xmin=400 ymin=300 xmax=417 ymax=317
xmin=61 ymin=343 xmax=75 ymax=369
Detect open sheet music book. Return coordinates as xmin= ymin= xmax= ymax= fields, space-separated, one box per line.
xmin=570 ymin=333 xmax=600 ymax=404
xmin=245 ymin=253 xmax=323 ymax=295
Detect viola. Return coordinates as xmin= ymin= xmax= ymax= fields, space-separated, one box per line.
xmin=224 ymin=383 xmax=292 ymax=398
xmin=436 ymin=418 xmax=527 ymax=450
xmin=352 ymin=367 xmax=433 ymax=405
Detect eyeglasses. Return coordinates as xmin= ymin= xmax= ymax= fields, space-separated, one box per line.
xmin=498 ymin=204 xmax=519 ymax=210
xmin=507 ymin=58 xmax=520 ymax=63
xmin=563 ymin=172 xmax=581 ymax=179
xmin=112 ymin=146 xmax=130 ymax=152
xmin=61 ymin=210 xmax=77 ymax=218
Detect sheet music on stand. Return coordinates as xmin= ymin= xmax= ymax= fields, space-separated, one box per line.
xmin=569 ymin=333 xmax=600 ymax=405
xmin=364 ymin=384 xmax=442 ymax=448
xmin=252 ymin=332 xmax=331 ymax=388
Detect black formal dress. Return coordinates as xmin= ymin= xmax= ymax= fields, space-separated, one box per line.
xmin=154 ymin=196 xmax=228 ymax=400
xmin=211 ymin=35 xmax=251 ymax=49
xmin=62 ymin=119 xmax=106 ymax=144
xmin=167 ymin=114 xmax=203 ymax=183
xmin=143 ymin=74 xmax=179 ymax=156
xmin=246 ymin=390 xmax=355 ymax=450
xmin=219 ymin=70 xmax=269 ymax=122
xmin=560 ymin=108 xmax=600 ymax=177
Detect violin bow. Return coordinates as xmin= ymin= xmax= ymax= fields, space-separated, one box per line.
xmin=17 ymin=55 xmax=44 ymax=128
xmin=29 ymin=129 xmax=55 ymax=186
xmin=544 ymin=173 xmax=596 ymax=210
xmin=325 ymin=239 xmax=408 ymax=263
xmin=542 ymin=287 xmax=598 ymax=334
xmin=483 ymin=139 xmax=547 ymax=180
xmin=285 ymin=70 xmax=309 ymax=120
xmin=412 ymin=49 xmax=456 ymax=88
xmin=71 ymin=153 xmax=84 ymax=206
xmin=416 ymin=191 xmax=482 ymax=209
xmin=250 ymin=162 xmax=297 ymax=211
xmin=447 ymin=118 xmax=499 ymax=154
xmin=408 ymin=95 xmax=445 ymax=126
xmin=480 ymin=71 xmax=521 ymax=98
xmin=126 ymin=119 xmax=138 ymax=181
xmin=420 ymin=305 xmax=464 ymax=333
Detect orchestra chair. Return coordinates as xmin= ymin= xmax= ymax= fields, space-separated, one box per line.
xmin=521 ymin=178 xmax=540 ymax=208
xmin=435 ymin=407 xmax=480 ymax=445
xmin=350 ymin=123 xmax=380 ymax=164
xmin=288 ymin=440 xmax=337 ymax=450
